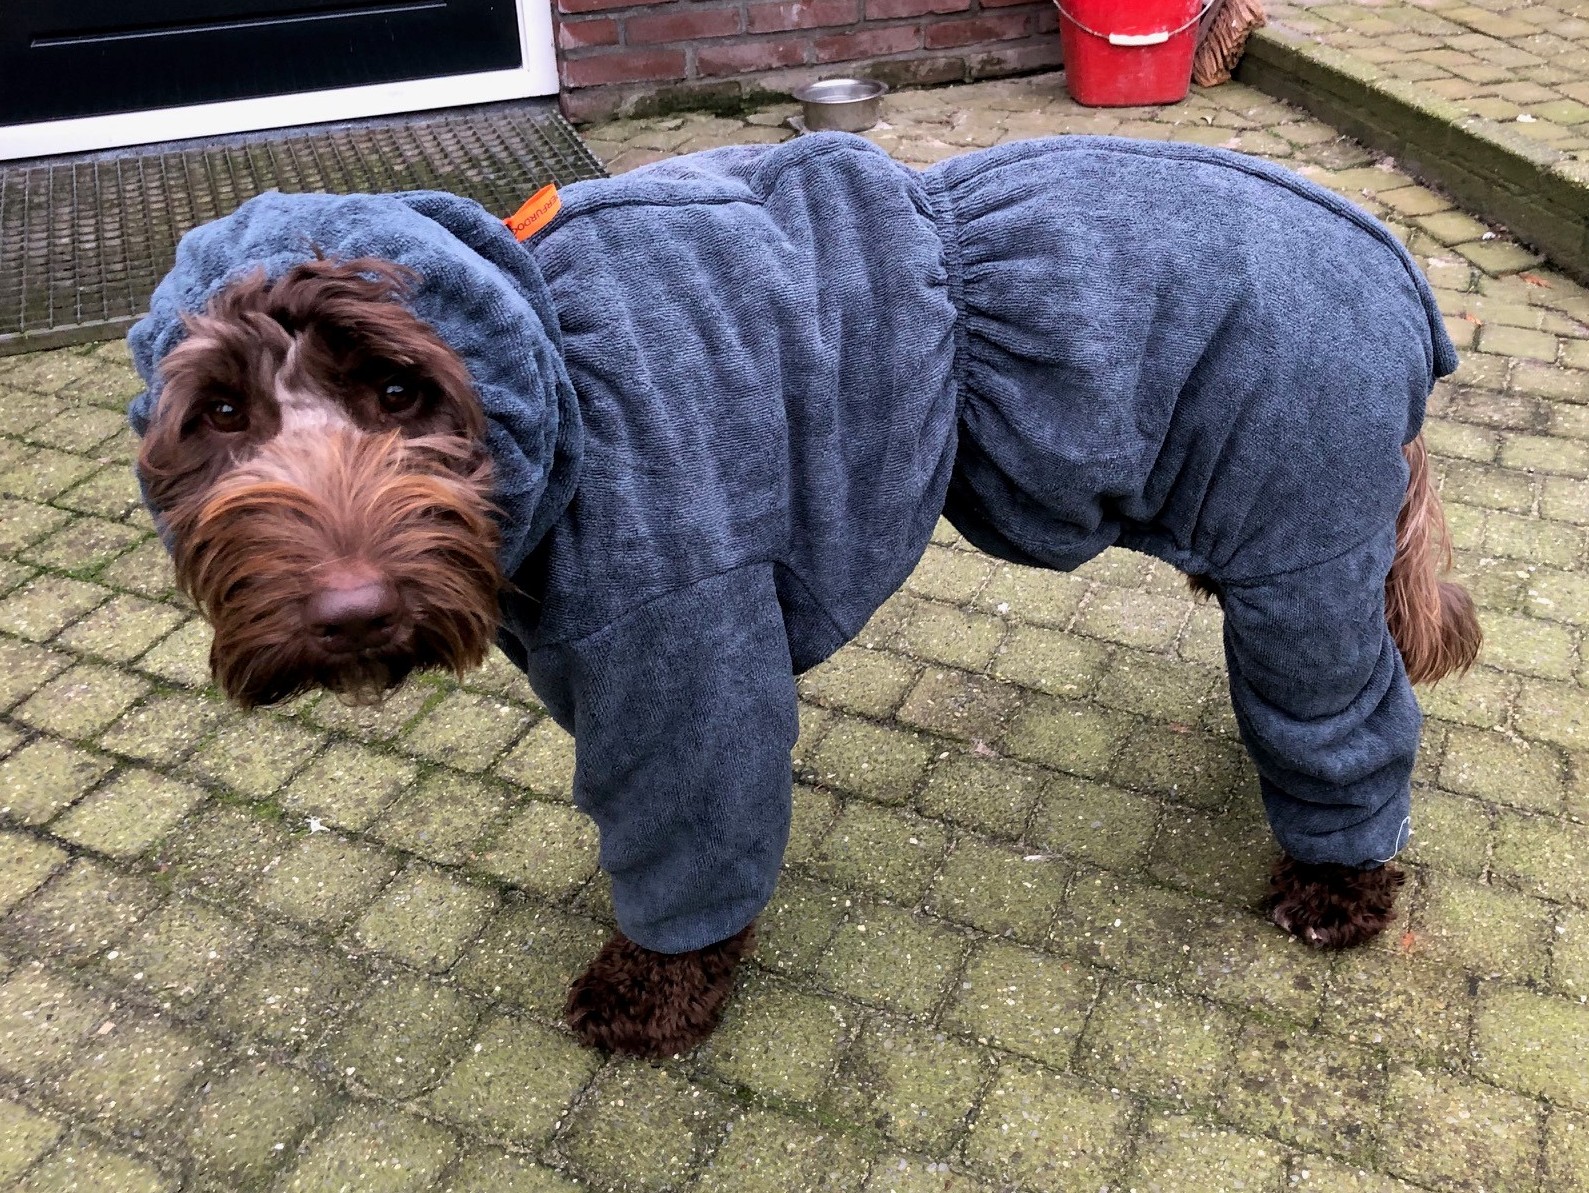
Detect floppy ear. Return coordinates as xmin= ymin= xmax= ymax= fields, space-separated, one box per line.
xmin=1384 ymin=436 xmax=1482 ymax=685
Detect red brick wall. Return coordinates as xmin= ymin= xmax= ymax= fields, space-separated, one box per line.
xmin=555 ymin=0 xmax=1063 ymax=121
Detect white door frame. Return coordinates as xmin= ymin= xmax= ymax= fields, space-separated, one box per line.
xmin=0 ymin=0 xmax=558 ymax=162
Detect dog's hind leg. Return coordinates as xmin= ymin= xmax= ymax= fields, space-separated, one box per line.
xmin=1215 ymin=527 xmax=1420 ymax=948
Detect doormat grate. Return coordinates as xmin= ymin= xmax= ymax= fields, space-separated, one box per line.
xmin=0 ymin=102 xmax=607 ymax=355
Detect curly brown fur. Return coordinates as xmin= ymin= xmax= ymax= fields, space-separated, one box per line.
xmin=565 ymin=923 xmax=755 ymax=1057
xmin=138 ymin=257 xmax=502 ymax=707
xmin=1268 ymin=853 xmax=1405 ymax=949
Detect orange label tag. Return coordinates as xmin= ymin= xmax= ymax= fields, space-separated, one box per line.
xmin=504 ymin=184 xmax=561 ymax=240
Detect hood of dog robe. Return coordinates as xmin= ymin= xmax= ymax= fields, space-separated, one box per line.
xmin=125 ymin=189 xmax=581 ymax=578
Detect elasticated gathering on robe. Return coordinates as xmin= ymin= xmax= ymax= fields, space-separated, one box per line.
xmin=128 ymin=133 xmax=1456 ymax=954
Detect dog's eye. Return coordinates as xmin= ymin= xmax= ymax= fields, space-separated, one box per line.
xmin=379 ymin=381 xmax=421 ymax=415
xmin=204 ymin=398 xmax=247 ymax=433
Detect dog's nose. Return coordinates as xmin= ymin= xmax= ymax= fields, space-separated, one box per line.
xmin=306 ymin=576 xmax=402 ymax=652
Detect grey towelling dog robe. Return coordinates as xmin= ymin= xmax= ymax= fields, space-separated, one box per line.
xmin=129 ymin=133 xmax=1457 ymax=955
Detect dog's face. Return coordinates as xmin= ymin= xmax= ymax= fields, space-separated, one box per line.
xmin=138 ymin=257 xmax=503 ymax=708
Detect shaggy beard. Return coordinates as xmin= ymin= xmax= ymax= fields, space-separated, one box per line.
xmin=167 ymin=432 xmax=502 ymax=708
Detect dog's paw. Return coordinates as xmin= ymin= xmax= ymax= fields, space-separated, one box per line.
xmin=1267 ymin=854 xmax=1405 ymax=950
xmin=564 ymin=923 xmax=754 ymax=1057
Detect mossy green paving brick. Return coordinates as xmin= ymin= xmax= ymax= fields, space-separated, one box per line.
xmin=905 ymin=544 xmax=994 ymax=605
xmin=925 ymin=835 xmax=1066 ymax=942
xmin=98 ymin=895 xmax=255 ymax=1004
xmin=798 ymin=644 xmax=920 ymax=718
xmin=1439 ymin=725 xmax=1565 ymax=812
xmin=787 ymin=783 xmax=838 ymax=867
xmin=1219 ymin=1021 xmax=1383 ymax=1163
xmin=808 ymin=717 xmax=934 ymax=805
xmin=52 ymin=1015 xmax=212 ymax=1129
xmin=1514 ymin=677 xmax=1589 ymax=753
xmin=1093 ymin=647 xmax=1221 ymax=725
xmin=183 ymin=1062 xmax=331 ymax=1191
xmin=962 ymin=1061 xmax=1132 ymax=1192
xmin=1024 ymin=773 xmax=1157 ymax=871
xmin=1381 ymin=1065 xmax=1544 ymax=1192
xmin=914 ymin=754 xmax=1044 ymax=840
xmin=159 ymin=805 xmax=292 ymax=901
xmin=0 ymin=449 xmax=103 ymax=504
xmin=304 ymin=679 xmax=437 ymax=742
xmin=1078 ymin=979 xmax=1237 ymax=1107
xmin=1112 ymin=722 xmax=1253 ymax=810
xmin=1491 ymin=809 xmax=1589 ymax=902
xmin=695 ymin=1108 xmax=873 ymax=1193
xmin=1288 ymin=1155 xmax=1428 ymax=1192
xmin=706 ymin=975 xmax=853 ymax=1102
xmin=1052 ymin=868 xmax=1210 ymax=982
xmin=0 ymin=832 xmax=67 ymax=916
xmin=2 ymin=859 xmax=161 ymax=968
xmin=1074 ymin=585 xmax=1189 ymax=651
xmin=0 ymin=498 xmax=71 ymax=555
xmin=865 ymin=1157 xmax=993 ymax=1193
xmin=807 ymin=801 xmax=947 ymax=905
xmin=999 ymin=695 xmax=1129 ymax=780
xmin=1475 ymin=985 xmax=1589 ymax=1108
xmin=1417 ymin=873 xmax=1552 ymax=979
xmin=19 ymin=1135 xmax=173 ymax=1193
xmin=132 ymin=617 xmax=213 ymax=688
xmin=350 ymin=863 xmax=497 ymax=973
xmin=1545 ymin=1109 xmax=1589 ymax=1193
xmin=0 ymin=577 xmax=112 ymax=642
xmin=278 ymin=741 xmax=415 ymax=831
xmin=96 ymin=539 xmax=178 ymax=602
xmin=1405 ymin=788 xmax=1492 ymax=875
xmin=896 ymin=668 xmax=1022 ymax=743
xmin=371 ymin=771 xmax=509 ymax=866
xmin=988 ymin=624 xmax=1110 ymax=700
xmin=213 ymin=943 xmax=366 ymax=1054
xmin=793 ymin=701 xmax=834 ymax=772
xmin=893 ymin=602 xmax=1006 ymax=671
xmin=453 ymin=901 xmax=608 ymax=1019
xmin=1527 ymin=571 xmax=1589 ymax=632
xmin=944 ymin=940 xmax=1097 ymax=1068
xmin=1421 ymin=665 xmax=1515 ymax=730
xmin=824 ymin=1014 xmax=992 ymax=1152
xmin=1482 ymin=509 xmax=1585 ymax=569
xmin=1147 ymin=803 xmax=1275 ymax=906
xmin=1128 ymin=1113 xmax=1289 ymax=1191
xmin=475 ymin=798 xmax=600 ymax=898
xmin=1501 ymin=431 xmax=1589 ymax=477
xmin=279 ymin=1102 xmax=458 ymax=1193
xmin=0 ymin=964 xmax=110 ymax=1083
xmin=425 ymin=1010 xmax=597 ymax=1144
xmin=817 ymin=900 xmax=965 ymax=1016
xmin=51 ymin=769 xmax=206 ymax=859
xmin=401 ymin=690 xmax=532 ymax=771
xmin=754 ymin=876 xmax=845 ymax=976
xmin=186 ymin=716 xmax=325 ymax=799
xmin=54 ymin=595 xmax=183 ymax=664
xmin=53 ymin=465 xmax=144 ymax=521
xmin=562 ymin=1062 xmax=723 ymax=1190
xmin=494 ymin=715 xmax=576 ymax=799
xmin=21 ymin=516 xmax=143 ymax=574
xmin=14 ymin=664 xmax=148 ymax=740
xmin=1186 ymin=910 xmax=1329 ymax=1022
xmin=973 ymin=563 xmax=1089 ymax=628
xmin=96 ymin=691 xmax=228 ymax=766
xmin=1542 ymin=474 xmax=1589 ymax=524
xmin=444 ymin=1147 xmax=585 ymax=1193
xmin=327 ymin=972 xmax=480 ymax=1098
xmin=0 ymin=1098 xmax=63 ymax=1185
xmin=1480 ymin=613 xmax=1580 ymax=680
xmin=251 ymin=833 xmax=396 ymax=930
xmin=0 ymin=737 xmax=113 ymax=825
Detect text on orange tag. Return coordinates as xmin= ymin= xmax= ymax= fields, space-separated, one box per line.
xmin=504 ymin=185 xmax=561 ymax=241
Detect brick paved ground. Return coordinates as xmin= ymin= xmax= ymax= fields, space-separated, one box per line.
xmin=3 ymin=75 xmax=1589 ymax=1191
xmin=1267 ymin=0 xmax=1589 ymax=162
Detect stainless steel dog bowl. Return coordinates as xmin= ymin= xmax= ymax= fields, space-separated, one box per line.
xmin=792 ymin=78 xmax=888 ymax=133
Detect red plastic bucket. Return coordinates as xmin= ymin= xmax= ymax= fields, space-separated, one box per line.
xmin=1057 ymin=0 xmax=1204 ymax=107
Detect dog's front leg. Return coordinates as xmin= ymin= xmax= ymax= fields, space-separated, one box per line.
xmin=565 ymin=923 xmax=756 ymax=1057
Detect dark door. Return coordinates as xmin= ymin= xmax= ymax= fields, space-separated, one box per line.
xmin=1 ymin=1 xmax=522 ymax=125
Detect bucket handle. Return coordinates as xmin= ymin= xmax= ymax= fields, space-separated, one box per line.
xmin=1054 ymin=0 xmax=1217 ymax=46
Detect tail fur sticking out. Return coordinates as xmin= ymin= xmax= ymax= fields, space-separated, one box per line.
xmin=1385 ymin=435 xmax=1482 ymax=685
